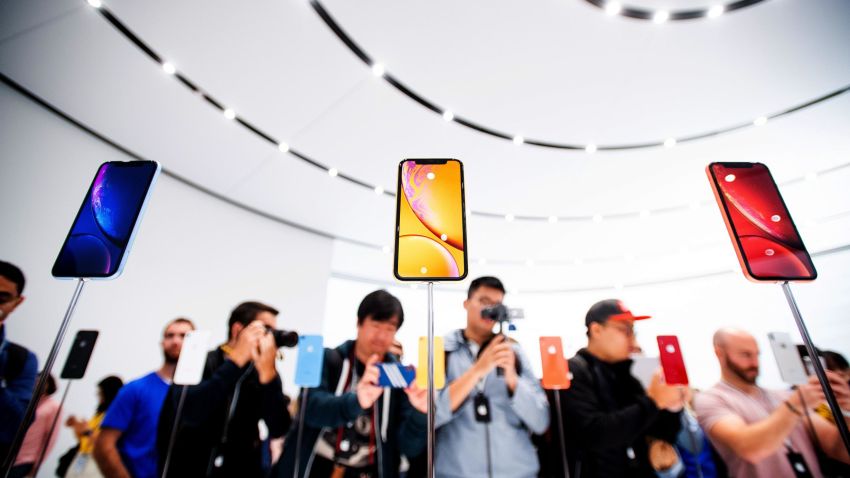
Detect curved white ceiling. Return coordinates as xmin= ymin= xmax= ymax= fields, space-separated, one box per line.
xmin=1 ymin=0 xmax=849 ymax=289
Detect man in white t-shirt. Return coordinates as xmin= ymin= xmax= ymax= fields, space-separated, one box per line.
xmin=695 ymin=328 xmax=850 ymax=477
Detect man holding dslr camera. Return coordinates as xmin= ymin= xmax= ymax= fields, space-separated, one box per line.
xmin=157 ymin=301 xmax=292 ymax=477
xmin=435 ymin=276 xmax=550 ymax=478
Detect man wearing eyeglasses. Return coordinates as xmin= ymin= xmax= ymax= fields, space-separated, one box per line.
xmin=556 ymin=299 xmax=684 ymax=478
xmin=0 ymin=260 xmax=38 ymax=463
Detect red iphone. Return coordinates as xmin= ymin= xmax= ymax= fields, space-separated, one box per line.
xmin=706 ymin=162 xmax=816 ymax=282
xmin=657 ymin=336 xmax=689 ymax=386
xmin=539 ymin=337 xmax=570 ymax=390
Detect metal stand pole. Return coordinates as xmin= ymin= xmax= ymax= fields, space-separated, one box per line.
xmin=293 ymin=388 xmax=308 ymax=478
xmin=161 ymin=385 xmax=189 ymax=478
xmin=32 ymin=380 xmax=72 ymax=476
xmin=553 ymin=391 xmax=571 ymax=478
xmin=782 ymin=281 xmax=850 ymax=455
xmin=426 ymin=282 xmax=435 ymax=478
xmin=2 ymin=278 xmax=86 ymax=476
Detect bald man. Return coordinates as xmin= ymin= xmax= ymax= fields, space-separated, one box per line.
xmin=694 ymin=328 xmax=850 ymax=478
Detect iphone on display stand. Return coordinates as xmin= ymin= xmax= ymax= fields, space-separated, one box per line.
xmin=706 ymin=162 xmax=816 ymax=282
xmin=394 ymin=158 xmax=468 ymax=281
xmin=52 ymin=160 xmax=161 ymax=279
xmin=706 ymin=162 xmax=850 ymax=454
xmin=767 ymin=332 xmax=808 ymax=386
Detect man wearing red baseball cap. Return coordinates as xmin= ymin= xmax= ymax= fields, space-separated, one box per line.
xmin=552 ymin=299 xmax=685 ymax=478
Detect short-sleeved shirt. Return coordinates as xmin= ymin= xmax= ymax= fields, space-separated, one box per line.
xmin=102 ymin=372 xmax=170 ymax=478
xmin=694 ymin=381 xmax=822 ymax=478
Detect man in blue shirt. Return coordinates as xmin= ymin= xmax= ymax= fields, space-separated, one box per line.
xmin=435 ymin=276 xmax=550 ymax=478
xmin=93 ymin=318 xmax=195 ymax=478
xmin=0 ymin=261 xmax=38 ymax=463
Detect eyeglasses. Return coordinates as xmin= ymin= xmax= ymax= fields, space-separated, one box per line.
xmin=605 ymin=321 xmax=635 ymax=338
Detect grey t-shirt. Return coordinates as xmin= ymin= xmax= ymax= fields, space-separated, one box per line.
xmin=694 ymin=381 xmax=822 ymax=478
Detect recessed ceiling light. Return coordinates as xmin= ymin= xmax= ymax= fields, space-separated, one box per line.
xmin=374 ymin=186 xmax=384 ymax=195
xmin=605 ymin=1 xmax=622 ymax=15
xmin=223 ymin=108 xmax=236 ymax=120
xmin=442 ymin=110 xmax=454 ymax=122
xmin=328 ymin=168 xmax=338 ymax=177
xmin=87 ymin=0 xmax=102 ymax=8
xmin=664 ymin=138 xmax=677 ymax=148
xmin=753 ymin=116 xmax=768 ymax=126
xmin=707 ymin=5 xmax=725 ymax=18
xmin=585 ymin=143 xmax=597 ymax=154
xmin=371 ymin=63 xmax=385 ymax=77
xmin=162 ymin=62 xmax=176 ymax=75
xmin=653 ymin=11 xmax=670 ymax=23
xmin=513 ymin=135 xmax=524 ymax=145
xmin=277 ymin=142 xmax=289 ymax=153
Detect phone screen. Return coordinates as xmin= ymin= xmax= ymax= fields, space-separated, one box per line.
xmin=52 ymin=161 xmax=160 ymax=278
xmin=377 ymin=363 xmax=416 ymax=388
xmin=657 ymin=336 xmax=689 ymax=386
xmin=60 ymin=330 xmax=99 ymax=380
xmin=707 ymin=162 xmax=816 ymax=281
xmin=394 ymin=159 xmax=467 ymax=281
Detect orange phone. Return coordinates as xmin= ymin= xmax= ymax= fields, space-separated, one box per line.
xmin=394 ymin=159 xmax=467 ymax=281
xmin=706 ymin=162 xmax=816 ymax=282
xmin=657 ymin=336 xmax=689 ymax=386
xmin=539 ymin=337 xmax=570 ymax=390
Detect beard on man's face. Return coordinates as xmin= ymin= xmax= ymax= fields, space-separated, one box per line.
xmin=725 ymin=353 xmax=759 ymax=384
xmin=163 ymin=348 xmax=180 ymax=365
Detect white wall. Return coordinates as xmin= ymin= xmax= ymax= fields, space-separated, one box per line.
xmin=0 ymin=83 xmax=333 ymax=475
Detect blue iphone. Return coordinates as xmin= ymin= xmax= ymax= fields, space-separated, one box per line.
xmin=52 ymin=161 xmax=161 ymax=279
xmin=294 ymin=335 xmax=324 ymax=388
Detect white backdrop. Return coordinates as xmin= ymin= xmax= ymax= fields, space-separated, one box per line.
xmin=0 ymin=83 xmax=333 ymax=475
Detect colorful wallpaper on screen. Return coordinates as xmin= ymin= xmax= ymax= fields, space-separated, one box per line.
xmin=53 ymin=162 xmax=158 ymax=277
xmin=396 ymin=160 xmax=466 ymax=279
xmin=713 ymin=163 xmax=815 ymax=279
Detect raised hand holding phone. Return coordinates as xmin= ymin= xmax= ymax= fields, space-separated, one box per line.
xmin=356 ymin=354 xmax=384 ymax=409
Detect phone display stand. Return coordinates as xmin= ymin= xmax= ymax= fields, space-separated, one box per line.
xmin=2 ymin=278 xmax=87 ymax=476
xmin=553 ymin=389 xmax=571 ymax=478
xmin=426 ymin=282 xmax=436 ymax=478
xmin=293 ymin=388 xmax=309 ymax=478
xmin=162 ymin=329 xmax=209 ymax=478
xmin=782 ymin=282 xmax=850 ymax=454
xmin=32 ymin=381 xmax=72 ymax=476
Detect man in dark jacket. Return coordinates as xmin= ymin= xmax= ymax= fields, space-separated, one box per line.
xmin=555 ymin=299 xmax=684 ymax=478
xmin=277 ymin=290 xmax=427 ymax=478
xmin=157 ymin=301 xmax=291 ymax=477
xmin=0 ymin=261 xmax=37 ymax=463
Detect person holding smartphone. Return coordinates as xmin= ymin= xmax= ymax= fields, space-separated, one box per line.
xmin=156 ymin=302 xmax=290 ymax=478
xmin=276 ymin=290 xmax=427 ymax=478
xmin=556 ymin=299 xmax=684 ymax=478
xmin=433 ymin=276 xmax=550 ymax=478
xmin=694 ymin=328 xmax=850 ymax=478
